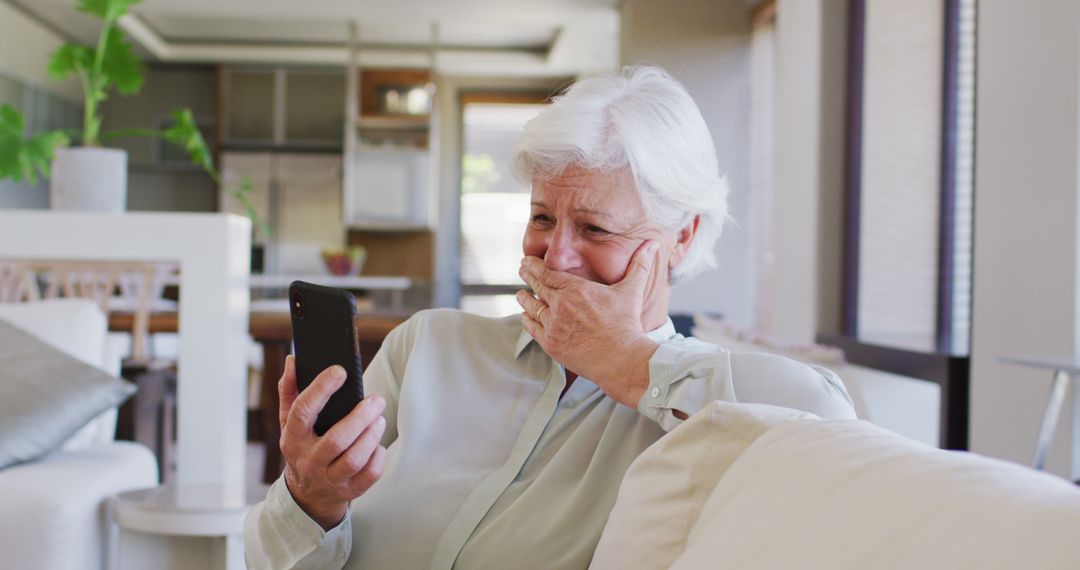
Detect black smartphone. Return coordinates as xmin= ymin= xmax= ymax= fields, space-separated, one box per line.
xmin=288 ymin=280 xmax=364 ymax=436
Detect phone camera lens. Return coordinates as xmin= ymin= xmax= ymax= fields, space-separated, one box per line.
xmin=291 ymin=291 xmax=304 ymax=319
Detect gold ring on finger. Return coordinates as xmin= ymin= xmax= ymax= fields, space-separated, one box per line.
xmin=535 ymin=305 xmax=547 ymax=321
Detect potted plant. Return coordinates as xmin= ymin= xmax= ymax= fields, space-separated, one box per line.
xmin=0 ymin=0 xmax=265 ymax=232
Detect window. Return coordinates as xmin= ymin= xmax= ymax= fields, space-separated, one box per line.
xmin=835 ymin=0 xmax=977 ymax=450
xmin=844 ymin=0 xmax=976 ymax=356
xmin=458 ymin=99 xmax=547 ymax=317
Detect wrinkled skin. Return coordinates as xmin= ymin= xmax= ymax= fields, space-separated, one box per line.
xmin=516 ymin=165 xmax=699 ymax=408
xmin=278 ymin=357 xmax=387 ymax=529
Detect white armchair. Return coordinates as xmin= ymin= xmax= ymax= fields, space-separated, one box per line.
xmin=0 ymin=299 xmax=158 ymax=570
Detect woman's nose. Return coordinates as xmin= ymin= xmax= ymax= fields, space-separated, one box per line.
xmin=543 ymin=228 xmax=581 ymax=272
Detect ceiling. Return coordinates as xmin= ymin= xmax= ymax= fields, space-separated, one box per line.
xmin=7 ymin=0 xmax=621 ymax=75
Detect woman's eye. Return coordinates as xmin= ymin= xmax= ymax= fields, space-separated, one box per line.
xmin=585 ymin=225 xmax=610 ymax=235
xmin=531 ymin=214 xmax=553 ymax=225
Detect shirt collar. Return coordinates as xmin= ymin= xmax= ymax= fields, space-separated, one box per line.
xmin=513 ymin=317 xmax=678 ymax=359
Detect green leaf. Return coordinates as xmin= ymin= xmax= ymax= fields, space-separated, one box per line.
xmin=0 ymin=104 xmax=23 ymax=132
xmin=99 ymin=27 xmax=144 ymax=96
xmin=0 ymin=106 xmax=25 ymax=179
xmin=48 ymin=44 xmax=95 ymax=81
xmin=0 ymin=104 xmax=69 ymax=183
xmin=162 ymin=108 xmax=213 ymax=173
xmin=233 ymin=177 xmax=273 ymax=237
xmin=160 ymin=109 xmax=270 ymax=235
xmin=78 ymin=0 xmax=141 ymax=22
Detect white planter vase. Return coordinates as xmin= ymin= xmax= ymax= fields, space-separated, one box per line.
xmin=50 ymin=147 xmax=128 ymax=212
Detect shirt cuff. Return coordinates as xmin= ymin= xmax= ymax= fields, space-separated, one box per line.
xmin=634 ymin=343 xmax=691 ymax=431
xmin=244 ymin=477 xmax=352 ymax=569
xmin=276 ymin=477 xmax=353 ymax=540
xmin=636 ymin=340 xmax=741 ymax=431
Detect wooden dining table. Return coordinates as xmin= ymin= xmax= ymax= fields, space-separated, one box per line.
xmin=109 ymin=309 xmax=408 ymax=484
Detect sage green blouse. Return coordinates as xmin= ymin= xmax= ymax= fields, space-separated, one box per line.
xmin=244 ymin=309 xmax=854 ymax=569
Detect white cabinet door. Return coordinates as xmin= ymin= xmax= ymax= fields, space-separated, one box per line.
xmin=344 ymin=145 xmax=430 ymax=229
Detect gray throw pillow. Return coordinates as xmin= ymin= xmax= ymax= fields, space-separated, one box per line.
xmin=0 ymin=318 xmax=136 ymax=469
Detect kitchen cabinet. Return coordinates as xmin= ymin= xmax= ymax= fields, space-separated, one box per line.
xmin=343 ymin=68 xmax=436 ymax=230
xmin=220 ymin=67 xmax=344 ymax=149
xmin=285 ymin=70 xmax=345 ymax=142
xmin=223 ymin=69 xmax=275 ymax=143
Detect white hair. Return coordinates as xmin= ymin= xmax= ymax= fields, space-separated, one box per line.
xmin=511 ymin=65 xmax=730 ymax=283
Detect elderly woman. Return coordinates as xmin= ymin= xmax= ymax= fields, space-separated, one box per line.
xmin=246 ymin=66 xmax=855 ymax=569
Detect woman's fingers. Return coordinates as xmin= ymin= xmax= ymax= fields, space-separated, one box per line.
xmin=613 ymin=240 xmax=659 ymax=297
xmin=515 ymin=289 xmax=548 ymax=323
xmin=278 ymin=365 xmax=391 ymax=530
xmin=347 ymin=444 xmax=387 ymax=497
xmin=518 ymin=256 xmax=550 ymax=296
xmin=283 ymin=365 xmax=347 ymax=445
xmin=519 ymin=255 xmax=577 ymax=298
xmin=326 ymin=413 xmax=387 ymax=482
xmin=520 ymin=309 xmax=543 ymax=342
xmin=313 ymin=395 xmax=386 ymax=464
xmin=278 ymin=355 xmax=299 ymax=430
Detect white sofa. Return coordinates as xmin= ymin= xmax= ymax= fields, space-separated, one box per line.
xmin=593 ymin=400 xmax=1080 ymax=569
xmin=0 ymin=300 xmax=158 ymax=570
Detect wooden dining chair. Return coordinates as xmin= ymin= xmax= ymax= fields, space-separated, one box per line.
xmin=35 ymin=261 xmax=164 ymax=363
xmin=0 ymin=262 xmax=40 ymax=303
xmin=6 ymin=259 xmax=181 ymax=482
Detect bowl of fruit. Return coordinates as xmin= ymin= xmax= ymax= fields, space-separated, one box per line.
xmin=321 ymin=245 xmax=367 ymax=276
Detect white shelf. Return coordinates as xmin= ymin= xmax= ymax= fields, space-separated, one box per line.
xmin=344 ymin=221 xmax=433 ymax=232
xmin=250 ymin=274 xmax=411 ymax=290
xmin=356 ymin=115 xmax=430 ymax=130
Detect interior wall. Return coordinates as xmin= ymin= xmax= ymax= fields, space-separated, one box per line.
xmin=0 ymin=178 xmax=49 ymax=210
xmin=814 ymin=0 xmax=849 ymax=339
xmin=0 ymin=0 xmax=81 ymax=210
xmin=971 ymin=0 xmax=1080 ymax=479
xmin=0 ymin=1 xmax=81 ymax=103
xmin=620 ymin=0 xmax=753 ymax=325
xmin=770 ymin=0 xmax=850 ymax=344
xmin=100 ymin=66 xmax=219 ymax=213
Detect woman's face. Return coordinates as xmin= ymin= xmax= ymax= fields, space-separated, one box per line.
xmin=522 ymin=166 xmax=678 ymax=286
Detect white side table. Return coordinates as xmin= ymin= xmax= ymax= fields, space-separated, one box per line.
xmin=999 ymin=355 xmax=1080 ymax=478
xmin=109 ymin=484 xmax=269 ymax=570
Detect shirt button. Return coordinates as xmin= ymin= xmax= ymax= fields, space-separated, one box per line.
xmin=650 ymin=386 xmax=660 ymax=398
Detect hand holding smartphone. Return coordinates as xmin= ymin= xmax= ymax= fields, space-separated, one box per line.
xmin=288 ymin=280 xmax=364 ymax=436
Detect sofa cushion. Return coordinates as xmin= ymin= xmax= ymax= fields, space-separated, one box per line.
xmin=670 ymin=416 xmax=1080 ymax=569
xmin=0 ymin=299 xmax=122 ymax=449
xmin=0 ymin=315 xmax=135 ymax=469
xmin=590 ymin=401 xmax=817 ymax=569
xmin=0 ymin=441 xmax=157 ymax=570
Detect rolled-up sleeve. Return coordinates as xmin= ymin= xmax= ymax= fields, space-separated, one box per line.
xmin=244 ymin=477 xmax=353 ymax=570
xmin=636 ymin=341 xmax=738 ymax=431
xmin=636 ymin=337 xmax=856 ymax=431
